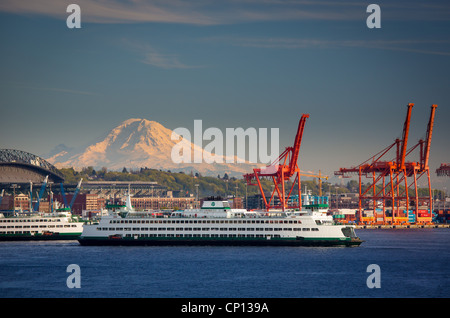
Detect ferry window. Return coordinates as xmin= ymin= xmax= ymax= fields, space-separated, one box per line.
xmin=302 ymin=228 xmax=310 ymax=231
xmin=312 ymin=228 xmax=319 ymax=231
xmin=265 ymin=228 xmax=273 ymax=231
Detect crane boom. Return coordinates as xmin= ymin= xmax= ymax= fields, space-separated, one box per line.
xmin=69 ymin=178 xmax=83 ymax=209
xmin=289 ymin=114 xmax=309 ymax=177
xmin=60 ymin=183 xmax=69 ymax=207
xmin=299 ymin=170 xmax=328 ymax=196
xmin=421 ymin=104 xmax=437 ymax=170
xmin=34 ymin=175 xmax=48 ymax=212
xmin=398 ymin=103 xmax=414 ymax=169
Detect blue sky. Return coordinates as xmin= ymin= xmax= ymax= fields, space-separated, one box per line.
xmin=0 ymin=0 xmax=449 ymax=189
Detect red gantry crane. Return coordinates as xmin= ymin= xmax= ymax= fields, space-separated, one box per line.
xmin=335 ymin=104 xmax=437 ymax=225
xmin=244 ymin=114 xmax=309 ymax=211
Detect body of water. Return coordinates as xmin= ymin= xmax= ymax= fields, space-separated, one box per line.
xmin=0 ymin=228 xmax=448 ymax=298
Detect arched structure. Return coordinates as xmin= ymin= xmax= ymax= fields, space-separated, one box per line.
xmin=0 ymin=149 xmax=65 ymax=183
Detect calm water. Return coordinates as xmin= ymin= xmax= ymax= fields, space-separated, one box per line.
xmin=0 ymin=229 xmax=448 ymax=298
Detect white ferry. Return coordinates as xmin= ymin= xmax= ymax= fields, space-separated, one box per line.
xmin=0 ymin=208 xmax=84 ymax=241
xmin=78 ymin=195 xmax=363 ymax=247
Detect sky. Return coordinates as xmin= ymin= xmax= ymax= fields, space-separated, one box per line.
xmin=0 ymin=0 xmax=449 ymax=190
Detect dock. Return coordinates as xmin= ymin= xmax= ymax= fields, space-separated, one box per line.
xmin=355 ymin=224 xmax=450 ymax=229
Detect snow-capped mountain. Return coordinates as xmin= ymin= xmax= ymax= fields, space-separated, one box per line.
xmin=46 ymin=118 xmax=258 ymax=177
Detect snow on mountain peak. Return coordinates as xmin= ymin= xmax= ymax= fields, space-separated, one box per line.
xmin=47 ymin=118 xmax=258 ymax=177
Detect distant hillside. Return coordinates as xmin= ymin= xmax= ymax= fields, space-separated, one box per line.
xmin=58 ymin=166 xmax=332 ymax=198
xmin=59 ymin=167 xmax=444 ymax=200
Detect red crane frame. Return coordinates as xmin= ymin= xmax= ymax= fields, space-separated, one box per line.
xmin=244 ymin=114 xmax=309 ymax=211
xmin=335 ymin=104 xmax=437 ymax=225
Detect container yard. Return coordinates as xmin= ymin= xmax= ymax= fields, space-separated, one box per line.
xmin=334 ymin=104 xmax=441 ymax=226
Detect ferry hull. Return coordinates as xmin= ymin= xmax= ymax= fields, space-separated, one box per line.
xmin=78 ymin=237 xmax=363 ymax=247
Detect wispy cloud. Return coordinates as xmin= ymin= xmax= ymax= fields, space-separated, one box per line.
xmin=123 ymin=39 xmax=204 ymax=69
xmin=141 ymin=47 xmax=197 ymax=69
xmin=0 ymin=0 xmax=218 ymax=25
xmin=2 ymin=0 xmax=448 ymax=25
xmin=206 ymin=36 xmax=450 ymax=56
